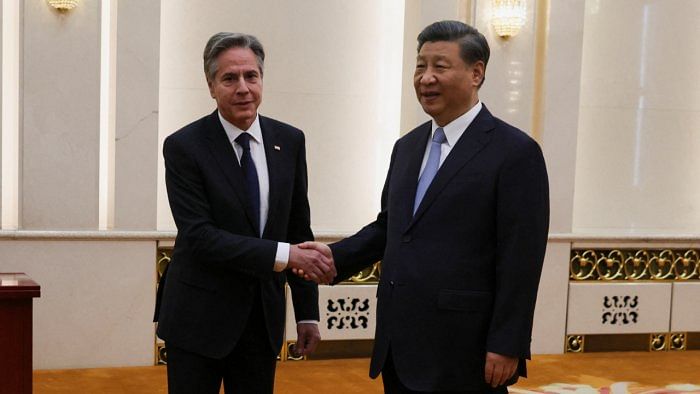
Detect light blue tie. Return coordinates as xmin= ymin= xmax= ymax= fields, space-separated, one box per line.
xmin=414 ymin=127 xmax=447 ymax=214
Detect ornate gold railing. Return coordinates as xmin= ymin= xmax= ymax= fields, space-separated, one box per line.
xmin=570 ymin=249 xmax=700 ymax=281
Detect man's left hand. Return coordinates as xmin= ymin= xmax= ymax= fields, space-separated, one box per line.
xmin=292 ymin=323 xmax=321 ymax=357
xmin=484 ymin=351 xmax=518 ymax=388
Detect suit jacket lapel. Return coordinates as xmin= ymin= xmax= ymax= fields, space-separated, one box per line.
xmin=407 ymin=106 xmax=496 ymax=230
xmin=203 ymin=110 xmax=259 ymax=233
xmin=259 ymin=116 xmax=281 ymax=237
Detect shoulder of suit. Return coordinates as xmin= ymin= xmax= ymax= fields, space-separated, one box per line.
xmin=489 ymin=117 xmax=544 ymax=164
xmin=165 ymin=113 xmax=212 ymax=143
xmin=395 ymin=120 xmax=431 ymax=146
xmin=491 ymin=116 xmax=541 ymax=150
xmin=259 ymin=115 xmax=304 ymax=137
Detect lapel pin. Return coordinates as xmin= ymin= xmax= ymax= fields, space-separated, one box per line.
xmin=274 ymin=145 xmax=281 ymax=151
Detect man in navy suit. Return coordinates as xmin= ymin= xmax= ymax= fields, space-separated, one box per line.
xmin=300 ymin=21 xmax=549 ymax=393
xmin=155 ymin=32 xmax=335 ymax=394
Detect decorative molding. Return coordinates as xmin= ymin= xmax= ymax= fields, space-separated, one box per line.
xmin=670 ymin=332 xmax=687 ymax=351
xmin=601 ymin=295 xmax=638 ymax=325
xmin=0 ymin=230 xmax=177 ymax=240
xmin=285 ymin=342 xmax=305 ymax=361
xmin=571 ymin=249 xmax=700 ymax=281
xmin=155 ymin=342 xmax=166 ymax=365
xmin=566 ymin=335 xmax=584 ymax=353
xmin=564 ymin=333 xmax=697 ymax=353
xmin=650 ymin=333 xmax=668 ymax=351
xmin=346 ymin=263 xmax=381 ymax=284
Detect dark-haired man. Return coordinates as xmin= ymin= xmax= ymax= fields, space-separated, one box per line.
xmin=301 ymin=20 xmax=549 ymax=393
xmin=155 ymin=32 xmax=335 ymax=394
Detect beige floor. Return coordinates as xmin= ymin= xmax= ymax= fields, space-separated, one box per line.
xmin=34 ymin=351 xmax=700 ymax=393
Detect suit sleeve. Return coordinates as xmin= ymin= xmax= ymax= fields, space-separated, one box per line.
xmin=486 ymin=139 xmax=549 ymax=359
xmin=284 ymin=133 xmax=320 ymax=322
xmin=164 ymin=134 xmax=278 ymax=279
xmin=328 ymin=143 xmax=396 ymax=283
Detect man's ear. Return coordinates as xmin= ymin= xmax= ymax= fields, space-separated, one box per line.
xmin=207 ymin=79 xmax=215 ymax=98
xmin=471 ymin=61 xmax=485 ymax=87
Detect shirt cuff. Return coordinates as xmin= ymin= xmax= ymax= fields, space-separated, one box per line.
xmin=297 ymin=320 xmax=319 ymax=325
xmin=273 ymin=242 xmax=290 ymax=272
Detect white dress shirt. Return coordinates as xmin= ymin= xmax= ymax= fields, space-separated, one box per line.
xmin=218 ymin=112 xmax=290 ymax=272
xmin=418 ymin=101 xmax=483 ymax=179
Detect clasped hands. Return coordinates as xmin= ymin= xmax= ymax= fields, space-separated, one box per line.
xmin=288 ymin=242 xmax=336 ymax=284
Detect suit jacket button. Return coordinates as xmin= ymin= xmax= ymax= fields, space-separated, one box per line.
xmin=389 ymin=280 xmax=395 ymax=286
xmin=402 ymin=235 xmax=411 ymax=243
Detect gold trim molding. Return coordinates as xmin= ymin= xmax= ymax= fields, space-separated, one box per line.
xmin=566 ymin=332 xmax=691 ymax=353
xmin=650 ymin=333 xmax=667 ymax=351
xmin=570 ymin=249 xmax=700 ymax=281
xmin=670 ymin=332 xmax=687 ymax=351
xmin=566 ymin=335 xmax=584 ymax=353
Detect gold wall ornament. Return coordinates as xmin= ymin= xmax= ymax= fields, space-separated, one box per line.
xmin=570 ymin=249 xmax=700 ymax=281
xmin=670 ymin=332 xmax=687 ymax=351
xmin=157 ymin=251 xmax=171 ymax=279
xmin=623 ymin=250 xmax=650 ymax=280
xmin=649 ymin=250 xmax=676 ymax=280
xmin=566 ymin=335 xmax=584 ymax=353
xmin=650 ymin=333 xmax=668 ymax=351
xmin=595 ymin=250 xmax=625 ymax=280
xmin=570 ymin=250 xmax=597 ymax=280
xmin=673 ymin=251 xmax=699 ymax=280
xmin=347 ymin=262 xmax=381 ymax=284
xmin=286 ymin=342 xmax=305 ymax=361
xmin=156 ymin=342 xmax=167 ymax=365
xmin=47 ymin=0 xmax=79 ymax=11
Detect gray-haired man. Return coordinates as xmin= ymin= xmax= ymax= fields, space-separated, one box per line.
xmin=154 ymin=32 xmax=335 ymax=393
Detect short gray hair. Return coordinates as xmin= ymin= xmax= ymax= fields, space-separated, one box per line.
xmin=203 ymin=32 xmax=265 ymax=82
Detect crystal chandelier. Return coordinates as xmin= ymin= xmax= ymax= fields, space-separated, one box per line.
xmin=47 ymin=0 xmax=79 ymax=11
xmin=491 ymin=0 xmax=527 ymax=38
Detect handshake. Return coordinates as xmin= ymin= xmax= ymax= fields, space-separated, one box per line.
xmin=287 ymin=242 xmax=336 ymax=285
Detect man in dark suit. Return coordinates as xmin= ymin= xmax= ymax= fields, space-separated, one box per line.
xmin=155 ymin=32 xmax=335 ymax=394
xmin=299 ymin=21 xmax=549 ymax=393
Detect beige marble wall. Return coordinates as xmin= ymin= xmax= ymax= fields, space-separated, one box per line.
xmin=540 ymin=0 xmax=586 ymax=234
xmin=573 ymin=0 xmax=700 ymax=234
xmin=21 ymin=1 xmax=101 ymax=229
xmin=0 ymin=240 xmax=156 ymax=369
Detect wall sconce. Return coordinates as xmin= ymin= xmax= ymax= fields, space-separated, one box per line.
xmin=491 ymin=0 xmax=527 ymax=38
xmin=47 ymin=0 xmax=79 ymax=11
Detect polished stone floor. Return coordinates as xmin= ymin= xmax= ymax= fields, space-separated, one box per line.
xmin=34 ymin=351 xmax=700 ymax=393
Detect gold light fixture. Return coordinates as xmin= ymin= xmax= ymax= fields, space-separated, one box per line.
xmin=491 ymin=0 xmax=527 ymax=38
xmin=47 ymin=0 xmax=79 ymax=11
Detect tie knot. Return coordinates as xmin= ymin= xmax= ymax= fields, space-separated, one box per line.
xmin=235 ymin=132 xmax=252 ymax=151
xmin=432 ymin=128 xmax=446 ymax=144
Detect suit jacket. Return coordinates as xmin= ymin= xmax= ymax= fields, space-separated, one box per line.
xmin=155 ymin=110 xmax=318 ymax=359
xmin=330 ymin=105 xmax=549 ymax=391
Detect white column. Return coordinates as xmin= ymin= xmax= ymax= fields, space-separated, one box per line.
xmin=113 ymin=0 xmax=160 ymax=230
xmin=1 ymin=0 xmax=20 ymax=229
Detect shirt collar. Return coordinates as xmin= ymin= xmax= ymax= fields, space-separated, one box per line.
xmin=218 ymin=111 xmax=263 ymax=146
xmin=431 ymin=101 xmax=482 ymax=147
